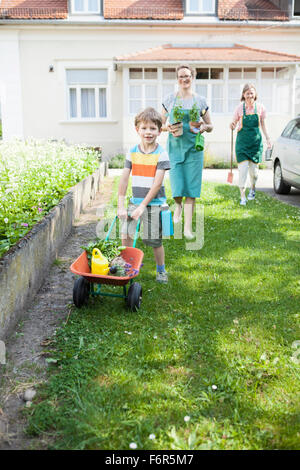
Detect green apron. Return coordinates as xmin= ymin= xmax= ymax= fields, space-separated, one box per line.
xmin=167 ymin=96 xmax=204 ymax=198
xmin=235 ymin=102 xmax=263 ymax=164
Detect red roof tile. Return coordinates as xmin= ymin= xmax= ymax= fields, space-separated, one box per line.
xmin=0 ymin=0 xmax=68 ymax=19
xmin=116 ymin=43 xmax=300 ymax=62
xmin=104 ymin=0 xmax=184 ymax=20
xmin=218 ymin=0 xmax=288 ymax=21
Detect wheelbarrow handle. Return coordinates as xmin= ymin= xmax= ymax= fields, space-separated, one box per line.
xmin=230 ymin=128 xmax=233 ymax=172
xmin=105 ymin=215 xmax=140 ymax=248
xmin=105 ymin=215 xmax=118 ymax=241
xmin=132 ymin=219 xmax=141 ymax=248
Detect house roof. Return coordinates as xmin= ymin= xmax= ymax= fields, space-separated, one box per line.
xmin=0 ymin=0 xmax=288 ymax=21
xmin=0 ymin=0 xmax=68 ymax=19
xmin=115 ymin=43 xmax=300 ymax=63
xmin=103 ymin=1 xmax=184 ymax=20
xmin=218 ymin=0 xmax=288 ymax=21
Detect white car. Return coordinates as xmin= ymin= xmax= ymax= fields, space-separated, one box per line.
xmin=271 ymin=117 xmax=300 ymax=194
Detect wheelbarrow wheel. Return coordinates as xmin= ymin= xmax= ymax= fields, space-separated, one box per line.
xmin=73 ymin=277 xmax=90 ymax=308
xmin=127 ymin=282 xmax=142 ymax=311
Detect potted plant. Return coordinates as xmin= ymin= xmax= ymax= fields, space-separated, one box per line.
xmin=189 ymin=103 xmax=200 ymax=132
xmin=170 ymin=101 xmax=184 ymax=137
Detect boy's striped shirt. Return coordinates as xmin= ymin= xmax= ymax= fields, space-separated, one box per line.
xmin=125 ymin=144 xmax=170 ymax=206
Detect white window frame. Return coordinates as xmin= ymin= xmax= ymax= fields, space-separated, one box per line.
xmin=66 ymin=68 xmax=110 ymax=121
xmin=126 ymin=64 xmax=292 ymax=118
xmin=293 ymin=0 xmax=300 ymax=16
xmin=71 ymin=0 xmax=101 ymax=15
xmin=227 ymin=68 xmax=256 ymax=115
xmin=195 ymin=67 xmax=225 ymax=114
xmin=162 ymin=67 xmax=177 ymax=99
xmin=257 ymin=66 xmax=291 ymax=114
xmin=186 ymin=0 xmax=216 ymax=14
xmin=128 ymin=68 xmax=161 ymax=115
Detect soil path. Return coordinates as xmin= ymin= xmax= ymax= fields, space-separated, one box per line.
xmin=0 ymin=176 xmax=115 ymax=450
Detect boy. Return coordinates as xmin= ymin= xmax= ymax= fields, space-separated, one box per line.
xmin=118 ymin=107 xmax=170 ymax=283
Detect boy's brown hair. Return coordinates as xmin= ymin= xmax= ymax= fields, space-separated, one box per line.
xmin=135 ymin=107 xmax=163 ymax=130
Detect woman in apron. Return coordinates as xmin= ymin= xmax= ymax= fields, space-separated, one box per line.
xmin=162 ymin=65 xmax=213 ymax=239
xmin=230 ymin=83 xmax=271 ymax=206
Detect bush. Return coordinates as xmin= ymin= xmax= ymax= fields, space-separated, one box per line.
xmin=108 ymin=153 xmax=125 ymax=169
xmin=203 ymin=147 xmax=237 ymax=169
xmin=0 ymin=139 xmax=100 ymax=258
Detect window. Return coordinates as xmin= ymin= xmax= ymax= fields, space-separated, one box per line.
xmin=162 ymin=68 xmax=176 ymax=100
xmin=290 ymin=122 xmax=300 ymax=140
xmin=276 ymin=67 xmax=289 ymax=79
xmin=211 ymin=84 xmax=223 ymax=113
xmin=186 ymin=0 xmax=215 ymax=14
xmin=67 ymin=69 xmax=108 ymax=119
xmin=229 ymin=68 xmax=242 ymax=79
xmin=261 ymin=67 xmax=275 ymax=79
xmin=229 ymin=68 xmax=257 ymax=80
xmin=71 ymin=0 xmax=101 ymax=14
xmin=228 ymin=84 xmax=242 ymax=113
xmin=243 ymin=68 xmax=256 ymax=79
xmin=163 ymin=68 xmax=176 ymax=80
xmin=259 ymin=67 xmax=290 ymax=114
xmin=195 ymin=68 xmax=224 ymax=113
xmin=228 ymin=68 xmax=257 ymax=114
xmin=129 ymin=85 xmax=142 ymax=114
xmin=294 ymin=0 xmax=300 ymax=16
xmin=128 ymin=68 xmax=160 ymax=114
xmin=260 ymin=81 xmax=273 ymax=113
xmin=281 ymin=120 xmax=296 ymax=138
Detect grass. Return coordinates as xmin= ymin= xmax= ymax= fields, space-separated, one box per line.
xmin=24 ymin=180 xmax=300 ymax=450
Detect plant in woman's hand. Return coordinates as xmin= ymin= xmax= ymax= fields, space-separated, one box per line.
xmin=173 ymin=102 xmax=185 ymax=124
xmin=189 ymin=103 xmax=200 ymax=123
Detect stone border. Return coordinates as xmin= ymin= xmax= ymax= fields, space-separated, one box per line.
xmin=0 ymin=163 xmax=107 ymax=340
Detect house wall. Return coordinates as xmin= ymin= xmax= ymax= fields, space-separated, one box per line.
xmin=1 ymin=24 xmax=300 ymax=159
xmin=0 ymin=30 xmax=23 ymax=139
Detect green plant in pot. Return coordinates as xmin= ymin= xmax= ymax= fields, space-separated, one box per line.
xmin=189 ymin=103 xmax=205 ymax=150
xmin=189 ymin=103 xmax=200 ymax=130
xmin=170 ymin=102 xmax=184 ymax=137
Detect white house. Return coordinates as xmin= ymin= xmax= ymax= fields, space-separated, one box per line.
xmin=0 ymin=0 xmax=300 ymax=160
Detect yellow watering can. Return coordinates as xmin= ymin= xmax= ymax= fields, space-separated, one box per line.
xmin=91 ymin=248 xmax=109 ymax=275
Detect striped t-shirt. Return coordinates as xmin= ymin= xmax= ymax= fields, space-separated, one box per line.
xmin=125 ymin=143 xmax=170 ymax=206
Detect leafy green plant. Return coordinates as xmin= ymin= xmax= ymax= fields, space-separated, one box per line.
xmin=108 ymin=153 xmax=125 ymax=169
xmin=172 ymin=101 xmax=185 ymax=124
xmin=189 ymin=103 xmax=200 ymax=123
xmin=81 ymin=238 xmax=126 ymax=268
xmin=0 ymin=139 xmax=99 ymax=258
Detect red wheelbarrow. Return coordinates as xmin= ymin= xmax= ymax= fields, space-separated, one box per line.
xmin=70 ymin=216 xmax=144 ymax=311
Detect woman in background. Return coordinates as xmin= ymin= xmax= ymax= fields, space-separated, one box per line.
xmin=230 ymin=83 xmax=271 ymax=206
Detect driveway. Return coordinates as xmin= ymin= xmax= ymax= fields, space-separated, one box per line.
xmin=202 ymin=169 xmax=300 ymax=209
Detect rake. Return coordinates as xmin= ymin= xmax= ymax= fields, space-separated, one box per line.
xmin=227 ymin=129 xmax=234 ymax=184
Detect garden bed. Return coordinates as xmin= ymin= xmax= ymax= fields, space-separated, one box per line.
xmin=0 ymin=139 xmax=107 ymax=339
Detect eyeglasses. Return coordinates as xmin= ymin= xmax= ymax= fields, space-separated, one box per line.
xmin=178 ymin=75 xmax=192 ymax=80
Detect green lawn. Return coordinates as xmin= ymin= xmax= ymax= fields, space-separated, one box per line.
xmin=26 ymin=180 xmax=300 ymax=450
